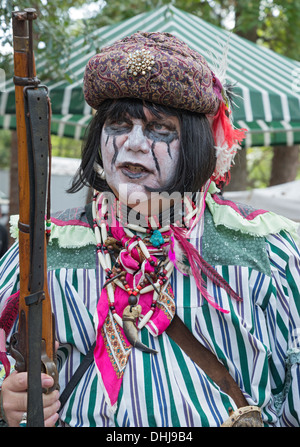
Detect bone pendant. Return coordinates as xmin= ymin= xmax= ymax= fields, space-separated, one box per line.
xmin=122 ymin=305 xmax=157 ymax=354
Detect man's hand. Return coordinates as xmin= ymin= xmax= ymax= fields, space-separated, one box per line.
xmin=1 ymin=371 xmax=60 ymax=427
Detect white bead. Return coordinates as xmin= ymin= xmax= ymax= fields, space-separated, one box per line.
xmin=124 ymin=227 xmax=135 ymax=237
xmin=152 ymin=290 xmax=159 ymax=302
xmin=138 ymin=239 xmax=150 ymax=259
xmin=97 ymin=251 xmax=107 ymax=269
xmin=94 ymin=225 xmax=101 ymax=243
xmin=126 ymin=224 xmax=147 ymax=233
xmin=105 ymin=253 xmax=111 ymax=269
xmin=100 ymin=222 xmax=107 ymax=242
xmin=138 ymin=310 xmax=153 ymax=329
xmin=159 ymin=226 xmax=170 ymax=233
xmin=107 ymin=283 xmax=115 ymax=303
xmin=114 ymin=279 xmax=126 ymax=290
xmin=148 ymin=216 xmax=158 ymax=229
xmin=92 ymin=201 xmax=97 ymax=220
xmin=139 ymin=284 xmax=153 ymax=294
xmin=165 ymin=261 xmax=173 ymax=270
xmin=140 ymin=281 xmax=160 ymax=294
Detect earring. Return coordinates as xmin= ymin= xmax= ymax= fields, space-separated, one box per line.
xmin=94 ymin=162 xmax=106 ymax=180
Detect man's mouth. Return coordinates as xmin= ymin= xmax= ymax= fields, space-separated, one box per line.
xmin=120 ymin=162 xmax=150 ymax=178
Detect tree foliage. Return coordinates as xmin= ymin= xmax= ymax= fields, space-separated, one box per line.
xmin=1 ymin=0 xmax=300 ymax=67
xmin=0 ymin=0 xmax=97 ymax=79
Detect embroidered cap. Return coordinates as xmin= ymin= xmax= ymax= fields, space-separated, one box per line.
xmin=84 ymin=31 xmax=220 ymax=115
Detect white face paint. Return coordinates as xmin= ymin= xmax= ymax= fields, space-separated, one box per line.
xmin=100 ymin=107 xmax=181 ymax=214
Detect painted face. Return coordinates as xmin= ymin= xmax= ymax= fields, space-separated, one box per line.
xmin=100 ymin=107 xmax=181 ymax=213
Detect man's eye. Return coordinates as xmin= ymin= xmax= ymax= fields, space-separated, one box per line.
xmin=110 ymin=120 xmax=128 ymax=127
xmin=105 ymin=120 xmax=131 ymax=134
xmin=150 ymin=122 xmax=169 ymax=133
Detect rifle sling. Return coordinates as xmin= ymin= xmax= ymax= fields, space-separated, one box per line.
xmin=23 ymin=86 xmax=49 ymax=427
xmin=60 ymin=316 xmax=247 ymax=412
xmin=166 ymin=315 xmax=248 ymax=409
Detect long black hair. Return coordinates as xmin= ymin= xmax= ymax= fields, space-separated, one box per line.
xmin=68 ymin=98 xmax=216 ymax=195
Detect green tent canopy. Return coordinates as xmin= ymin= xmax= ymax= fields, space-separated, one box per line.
xmin=1 ymin=5 xmax=300 ymax=147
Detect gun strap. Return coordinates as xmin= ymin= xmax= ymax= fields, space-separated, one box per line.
xmin=166 ymin=315 xmax=248 ymax=409
xmin=59 ymin=315 xmax=247 ymax=413
xmin=23 ymin=85 xmax=50 ymax=427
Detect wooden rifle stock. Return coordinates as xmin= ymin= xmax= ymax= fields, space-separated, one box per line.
xmin=10 ymin=9 xmax=58 ymax=427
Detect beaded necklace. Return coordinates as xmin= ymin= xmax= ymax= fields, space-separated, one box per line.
xmin=92 ymin=189 xmax=201 ymax=352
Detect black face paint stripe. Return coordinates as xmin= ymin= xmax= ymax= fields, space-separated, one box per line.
xmin=111 ymin=136 xmax=119 ymax=168
xmin=145 ymin=128 xmax=178 ymax=160
xmin=151 ymin=141 xmax=160 ymax=176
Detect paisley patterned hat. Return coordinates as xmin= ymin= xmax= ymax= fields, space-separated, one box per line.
xmin=84 ymin=31 xmax=220 ymax=115
xmin=83 ymin=31 xmax=246 ymax=186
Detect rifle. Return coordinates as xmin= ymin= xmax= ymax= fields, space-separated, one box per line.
xmin=9 ymin=8 xmax=59 ymax=427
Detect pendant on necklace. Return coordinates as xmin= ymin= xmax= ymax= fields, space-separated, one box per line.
xmin=122 ymin=305 xmax=158 ymax=354
xmin=149 ymin=229 xmax=164 ymax=248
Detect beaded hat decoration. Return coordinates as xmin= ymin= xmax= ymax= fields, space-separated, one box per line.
xmin=83 ymin=31 xmax=246 ymax=186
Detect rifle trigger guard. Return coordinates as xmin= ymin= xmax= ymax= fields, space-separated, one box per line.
xmin=41 ymin=339 xmax=60 ymax=394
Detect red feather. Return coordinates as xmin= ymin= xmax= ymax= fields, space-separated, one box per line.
xmin=171 ymin=226 xmax=242 ymax=312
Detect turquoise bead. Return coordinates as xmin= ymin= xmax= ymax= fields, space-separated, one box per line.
xmin=149 ymin=229 xmax=164 ymax=247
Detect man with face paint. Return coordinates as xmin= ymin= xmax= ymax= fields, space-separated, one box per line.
xmin=1 ymin=32 xmax=300 ymax=428
xmin=100 ymin=106 xmax=181 ymax=214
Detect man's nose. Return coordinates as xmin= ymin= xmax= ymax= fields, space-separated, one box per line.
xmin=124 ymin=124 xmax=150 ymax=153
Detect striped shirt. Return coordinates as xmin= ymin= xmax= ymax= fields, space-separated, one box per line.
xmin=1 ymin=201 xmax=300 ymax=427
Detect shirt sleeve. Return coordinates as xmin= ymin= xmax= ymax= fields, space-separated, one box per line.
xmin=265 ymin=231 xmax=300 ymax=426
xmin=0 ymin=242 xmax=20 ymax=312
xmin=0 ymin=242 xmax=20 ymax=386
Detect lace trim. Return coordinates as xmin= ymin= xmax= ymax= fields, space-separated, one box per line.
xmin=49 ymin=222 xmax=95 ymax=249
xmin=9 ymin=214 xmax=95 ymax=249
xmin=206 ymin=183 xmax=299 ymax=241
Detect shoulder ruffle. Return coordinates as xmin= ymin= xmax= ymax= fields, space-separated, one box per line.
xmin=49 ymin=207 xmax=95 ymax=249
xmin=206 ymin=183 xmax=299 ymax=242
xmin=9 ymin=207 xmax=96 ymax=249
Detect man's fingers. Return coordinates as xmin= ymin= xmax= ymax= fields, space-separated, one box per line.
xmin=3 ymin=371 xmax=28 ymax=392
xmin=43 ymin=390 xmax=60 ymax=427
